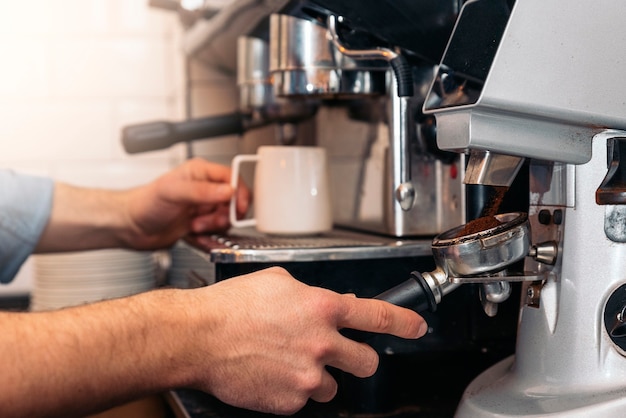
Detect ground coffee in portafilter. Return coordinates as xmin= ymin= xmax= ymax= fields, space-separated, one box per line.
xmin=482 ymin=186 xmax=509 ymax=218
xmin=455 ymin=186 xmax=509 ymax=238
xmin=455 ymin=216 xmax=503 ymax=238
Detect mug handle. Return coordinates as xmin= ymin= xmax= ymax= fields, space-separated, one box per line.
xmin=229 ymin=154 xmax=258 ymax=228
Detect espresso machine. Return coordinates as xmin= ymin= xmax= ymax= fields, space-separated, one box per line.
xmin=419 ymin=0 xmax=626 ymax=416
xmin=166 ymin=1 xmax=532 ymax=417
xmin=124 ymin=1 xmax=542 ymax=416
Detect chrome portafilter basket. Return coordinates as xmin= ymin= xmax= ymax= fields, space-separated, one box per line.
xmin=344 ymin=212 xmax=536 ymax=342
xmin=432 ymin=212 xmax=530 ymax=279
xmin=365 ymin=212 xmax=552 ymax=323
xmin=342 ymin=211 xmax=560 ymax=344
xmin=429 ymin=212 xmax=531 ymax=316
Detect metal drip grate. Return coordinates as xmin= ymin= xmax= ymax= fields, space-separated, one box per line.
xmin=185 ymin=228 xmax=432 ymax=263
xmin=207 ymin=234 xmax=385 ymax=250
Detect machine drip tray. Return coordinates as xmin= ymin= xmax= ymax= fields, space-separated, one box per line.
xmin=184 ymin=227 xmax=432 ymax=264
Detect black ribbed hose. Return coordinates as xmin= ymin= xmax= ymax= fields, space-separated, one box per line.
xmin=390 ymin=55 xmax=414 ymax=97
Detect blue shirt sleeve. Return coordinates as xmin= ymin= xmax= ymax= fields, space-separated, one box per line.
xmin=0 ymin=171 xmax=54 ymax=284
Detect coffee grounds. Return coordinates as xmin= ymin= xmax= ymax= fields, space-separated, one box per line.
xmin=455 ymin=186 xmax=509 ymax=238
xmin=455 ymin=216 xmax=503 ymax=238
xmin=482 ymin=186 xmax=508 ymax=218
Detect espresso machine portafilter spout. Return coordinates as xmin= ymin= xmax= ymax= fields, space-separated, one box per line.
xmin=464 ymin=150 xmax=524 ymax=188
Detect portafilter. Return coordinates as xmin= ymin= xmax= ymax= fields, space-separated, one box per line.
xmin=345 ymin=212 xmax=531 ymax=340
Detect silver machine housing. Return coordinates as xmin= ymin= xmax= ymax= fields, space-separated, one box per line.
xmin=269 ymin=13 xmax=466 ymax=237
xmin=424 ymin=0 xmax=626 ymax=416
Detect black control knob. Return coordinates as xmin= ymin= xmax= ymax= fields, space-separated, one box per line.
xmin=604 ymin=283 xmax=626 ymax=351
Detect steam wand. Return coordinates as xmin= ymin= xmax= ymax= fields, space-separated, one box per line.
xmin=327 ymin=14 xmax=416 ymax=211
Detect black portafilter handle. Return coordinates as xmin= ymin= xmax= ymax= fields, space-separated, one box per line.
xmin=342 ymin=271 xmax=437 ymax=343
xmin=122 ymin=112 xmax=246 ymax=154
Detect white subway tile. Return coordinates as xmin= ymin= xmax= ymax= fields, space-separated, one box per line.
xmin=0 ymin=1 xmax=54 ymax=35
xmin=167 ymin=144 xmax=190 ymax=166
xmin=45 ymin=0 xmax=113 ymax=35
xmin=0 ymin=101 xmax=112 ymax=161
xmin=113 ymin=0 xmax=179 ymax=36
xmin=0 ymin=38 xmax=51 ymax=98
xmin=191 ymin=137 xmax=239 ymax=160
xmin=189 ymin=58 xmax=235 ymax=83
xmin=170 ymin=26 xmax=187 ymax=115
xmin=190 ymin=81 xmax=238 ymax=116
xmin=0 ymin=162 xmax=52 ymax=178
xmin=51 ymin=38 xmax=172 ymax=98
xmin=192 ymin=125 xmax=277 ymax=166
xmin=315 ymin=106 xmax=374 ymax=157
xmin=50 ymin=159 xmax=172 ymax=189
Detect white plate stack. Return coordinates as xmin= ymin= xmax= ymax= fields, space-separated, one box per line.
xmin=31 ymin=249 xmax=157 ymax=312
xmin=167 ymin=242 xmax=215 ymax=289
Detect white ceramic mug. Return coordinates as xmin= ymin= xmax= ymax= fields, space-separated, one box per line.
xmin=229 ymin=146 xmax=332 ymax=235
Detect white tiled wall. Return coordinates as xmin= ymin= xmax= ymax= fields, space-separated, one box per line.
xmin=0 ymin=0 xmax=189 ymax=294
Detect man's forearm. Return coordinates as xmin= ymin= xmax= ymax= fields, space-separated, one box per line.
xmin=0 ymin=289 xmax=191 ymax=417
xmin=34 ymin=182 xmax=134 ymax=253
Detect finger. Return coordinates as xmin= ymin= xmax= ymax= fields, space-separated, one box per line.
xmin=208 ymin=186 xmax=249 ymax=220
xmin=184 ymin=159 xmax=251 ymax=209
xmin=326 ymin=337 xmax=379 ymax=378
xmin=193 ymin=204 xmax=218 ymax=216
xmin=168 ymin=159 xmax=252 ymax=208
xmin=309 ymin=370 xmax=339 ymax=403
xmin=337 ymin=295 xmax=428 ymax=339
xmin=191 ymin=212 xmax=230 ymax=233
xmin=183 ymin=158 xmax=234 ymax=183
xmin=235 ymin=179 xmax=251 ymax=216
xmin=162 ymin=179 xmax=234 ymax=207
xmin=180 ymin=176 xmax=249 ymax=209
xmin=192 ymin=204 xmax=232 ymax=233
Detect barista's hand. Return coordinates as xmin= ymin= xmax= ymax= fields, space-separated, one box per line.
xmin=182 ymin=267 xmax=428 ymax=415
xmin=0 ymin=266 xmax=425 ymax=417
xmin=35 ymin=158 xmax=251 ymax=253
xmin=125 ymin=158 xmax=250 ymax=249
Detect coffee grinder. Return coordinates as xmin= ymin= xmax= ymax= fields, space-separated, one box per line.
xmin=422 ymin=0 xmax=626 ymax=415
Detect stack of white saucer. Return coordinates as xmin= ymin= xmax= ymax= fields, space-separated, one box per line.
xmin=31 ymin=249 xmax=156 ymax=312
xmin=167 ymin=242 xmax=215 ymax=289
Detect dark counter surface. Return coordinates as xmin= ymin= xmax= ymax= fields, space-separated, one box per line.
xmin=167 ymin=388 xmax=455 ymax=418
xmin=163 ymin=348 xmax=512 ymax=418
